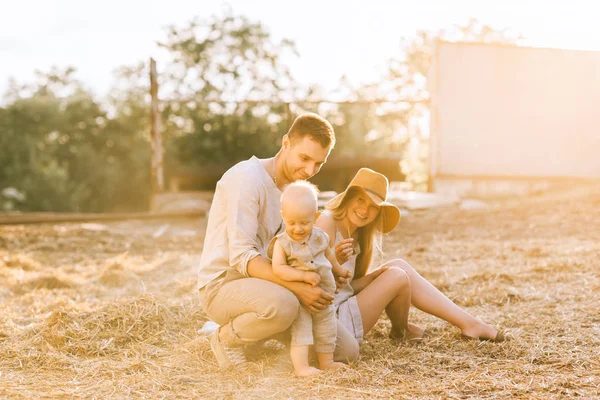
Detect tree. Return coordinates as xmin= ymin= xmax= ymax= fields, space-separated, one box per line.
xmin=0 ymin=67 xmax=151 ymax=212
xmin=0 ymin=11 xmax=308 ymax=210
xmin=155 ymin=11 xmax=308 ymax=175
xmin=0 ymin=68 xmax=102 ymax=211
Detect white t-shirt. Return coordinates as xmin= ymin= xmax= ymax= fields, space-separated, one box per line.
xmin=197 ymin=156 xmax=283 ymax=289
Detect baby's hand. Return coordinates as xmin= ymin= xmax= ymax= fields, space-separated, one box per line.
xmin=341 ymin=268 xmax=351 ymax=279
xmin=334 ymin=269 xmax=351 ymax=293
xmin=304 ymin=271 xmax=321 ymax=287
xmin=334 ymin=268 xmax=351 ymax=293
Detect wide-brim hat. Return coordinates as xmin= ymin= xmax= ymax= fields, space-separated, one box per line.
xmin=325 ymin=168 xmax=400 ymax=233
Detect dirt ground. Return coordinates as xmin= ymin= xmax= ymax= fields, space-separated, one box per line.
xmin=0 ymin=183 xmax=599 ymax=399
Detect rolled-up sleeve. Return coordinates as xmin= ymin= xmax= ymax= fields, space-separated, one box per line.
xmin=224 ymin=173 xmax=262 ymax=277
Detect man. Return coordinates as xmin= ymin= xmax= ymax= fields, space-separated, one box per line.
xmin=198 ymin=113 xmax=357 ymax=369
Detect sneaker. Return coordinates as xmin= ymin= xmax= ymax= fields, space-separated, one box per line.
xmin=209 ymin=330 xmax=248 ymax=369
xmin=198 ymin=320 xmax=220 ymax=336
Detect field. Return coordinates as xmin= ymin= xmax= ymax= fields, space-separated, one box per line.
xmin=1 ymin=184 xmax=599 ymax=399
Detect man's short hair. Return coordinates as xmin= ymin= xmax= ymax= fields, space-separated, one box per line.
xmin=287 ymin=113 xmax=335 ymax=149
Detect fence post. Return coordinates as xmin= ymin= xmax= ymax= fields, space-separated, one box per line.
xmin=150 ymin=58 xmax=164 ymax=210
xmin=285 ymin=102 xmax=293 ymax=130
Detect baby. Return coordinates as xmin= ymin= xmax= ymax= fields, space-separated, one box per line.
xmin=269 ymin=181 xmax=351 ymax=377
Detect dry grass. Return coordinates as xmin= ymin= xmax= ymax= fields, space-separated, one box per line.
xmin=1 ymin=184 xmax=599 ymax=399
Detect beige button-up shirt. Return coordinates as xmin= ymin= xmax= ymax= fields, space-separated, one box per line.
xmin=197 ymin=156 xmax=283 ymax=290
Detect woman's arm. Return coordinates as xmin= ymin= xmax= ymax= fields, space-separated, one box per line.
xmin=315 ymin=214 xmax=354 ymax=264
xmin=325 ymin=247 xmax=350 ymax=279
xmin=325 ymin=246 xmax=350 ymax=292
xmin=315 ymin=213 xmax=337 ymax=247
xmin=316 ymin=214 xmax=350 ymax=289
xmin=350 ymin=268 xmax=388 ymax=294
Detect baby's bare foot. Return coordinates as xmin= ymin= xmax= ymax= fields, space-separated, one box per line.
xmin=321 ymin=361 xmax=347 ymax=370
xmin=294 ymin=366 xmax=322 ymax=377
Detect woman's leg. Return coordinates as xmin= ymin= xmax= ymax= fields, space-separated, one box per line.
xmin=383 ymin=259 xmax=499 ymax=339
xmin=355 ymin=267 xmax=424 ymax=339
xmin=333 ymin=321 xmax=360 ymax=362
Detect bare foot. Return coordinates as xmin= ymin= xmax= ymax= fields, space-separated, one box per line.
xmin=390 ymin=323 xmax=427 ymax=341
xmin=461 ymin=322 xmax=498 ymax=341
xmin=321 ymin=361 xmax=346 ymax=370
xmin=294 ymin=366 xmax=322 ymax=377
xmin=406 ymin=323 xmax=428 ymax=340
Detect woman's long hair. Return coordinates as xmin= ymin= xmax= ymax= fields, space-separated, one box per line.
xmin=326 ymin=187 xmax=383 ymax=279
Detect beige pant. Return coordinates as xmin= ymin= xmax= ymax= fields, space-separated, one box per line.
xmin=292 ymin=305 xmax=336 ymax=353
xmin=202 ymin=273 xmax=359 ymax=362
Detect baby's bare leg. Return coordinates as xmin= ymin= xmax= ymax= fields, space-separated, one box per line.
xmin=312 ymin=299 xmax=344 ymax=370
xmin=291 ymin=345 xmax=321 ymax=377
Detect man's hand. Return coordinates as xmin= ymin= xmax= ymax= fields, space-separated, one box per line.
xmin=303 ymin=271 xmax=321 ymax=287
xmin=335 ymin=238 xmax=354 ymax=265
xmin=289 ymin=281 xmax=334 ymax=313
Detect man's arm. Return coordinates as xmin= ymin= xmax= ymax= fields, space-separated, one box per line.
xmin=223 ymin=169 xmax=333 ymax=311
xmin=224 ymin=176 xmax=262 ymax=277
xmin=247 ymin=256 xmax=333 ymax=313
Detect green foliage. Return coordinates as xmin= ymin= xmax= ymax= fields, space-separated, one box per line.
xmin=0 ymin=13 xmax=522 ymax=211
xmin=0 ymin=68 xmax=151 ymax=212
xmin=0 ymin=12 xmax=298 ymax=211
xmin=157 ymin=12 xmax=303 ymax=172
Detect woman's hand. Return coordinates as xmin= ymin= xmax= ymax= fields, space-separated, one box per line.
xmin=335 ymin=238 xmax=354 ymax=265
xmin=289 ymin=281 xmax=334 ymax=313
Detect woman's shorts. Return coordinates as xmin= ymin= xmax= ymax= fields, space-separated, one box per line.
xmin=335 ymin=295 xmax=364 ymax=343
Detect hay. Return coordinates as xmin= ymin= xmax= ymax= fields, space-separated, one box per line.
xmin=0 ymin=183 xmax=599 ymax=398
xmin=98 ymin=260 xmax=139 ymax=287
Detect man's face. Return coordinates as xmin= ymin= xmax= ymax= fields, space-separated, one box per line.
xmin=281 ymin=135 xmax=332 ymax=183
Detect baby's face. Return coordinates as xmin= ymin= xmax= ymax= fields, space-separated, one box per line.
xmin=281 ymin=204 xmax=317 ymax=243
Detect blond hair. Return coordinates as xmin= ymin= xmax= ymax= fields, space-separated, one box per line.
xmin=281 ymin=180 xmax=320 ymax=211
xmin=287 ymin=113 xmax=335 ymax=149
xmin=325 ymin=187 xmax=383 ymax=279
xmin=281 ymin=180 xmax=319 ymax=201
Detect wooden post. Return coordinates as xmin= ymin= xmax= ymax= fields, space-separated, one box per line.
xmin=150 ymin=58 xmax=164 ymax=209
xmin=285 ymin=102 xmax=293 ymax=131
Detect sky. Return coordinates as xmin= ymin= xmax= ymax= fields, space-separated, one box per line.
xmin=1 ymin=0 xmax=599 ymax=99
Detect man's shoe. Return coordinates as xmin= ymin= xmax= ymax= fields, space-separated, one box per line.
xmin=210 ymin=330 xmax=248 ymax=369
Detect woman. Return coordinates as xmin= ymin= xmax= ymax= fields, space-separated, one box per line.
xmin=316 ymin=168 xmax=504 ymax=358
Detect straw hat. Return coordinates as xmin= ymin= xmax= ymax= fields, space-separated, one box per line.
xmin=325 ymin=168 xmax=400 ymax=233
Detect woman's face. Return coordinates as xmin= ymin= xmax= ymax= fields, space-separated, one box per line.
xmin=345 ymin=192 xmax=380 ymax=228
